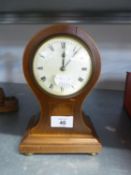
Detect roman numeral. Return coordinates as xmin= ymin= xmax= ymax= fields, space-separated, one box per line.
xmin=39 ymin=53 xmax=45 ymax=59
xmin=61 ymin=42 xmax=66 ymax=49
xmin=49 ymin=45 xmax=54 ymax=51
xmin=81 ymin=67 xmax=87 ymax=71
xmin=40 ymin=76 xmax=46 ymax=81
xmin=37 ymin=66 xmax=43 ymax=70
xmin=78 ymin=77 xmax=84 ymax=82
xmin=72 ymin=47 xmax=80 ymax=57
xmin=49 ymin=84 xmax=53 ymax=89
xmin=40 ymin=55 xmax=45 ymax=59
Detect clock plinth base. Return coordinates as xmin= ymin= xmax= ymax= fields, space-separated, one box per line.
xmin=20 ymin=138 xmax=101 ymax=154
xmin=19 ymin=114 xmax=102 ymax=154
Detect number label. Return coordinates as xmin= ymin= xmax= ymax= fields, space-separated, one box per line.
xmin=51 ymin=116 xmax=73 ymax=128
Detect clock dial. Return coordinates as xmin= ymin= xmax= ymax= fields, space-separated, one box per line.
xmin=32 ymin=36 xmax=92 ymax=96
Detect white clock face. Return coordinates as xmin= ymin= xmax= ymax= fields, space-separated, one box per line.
xmin=32 ymin=36 xmax=92 ymax=96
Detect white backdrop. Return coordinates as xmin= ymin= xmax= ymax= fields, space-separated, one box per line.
xmin=0 ymin=24 xmax=131 ymax=90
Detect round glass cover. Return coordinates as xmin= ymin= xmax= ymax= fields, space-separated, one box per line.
xmin=32 ymin=36 xmax=92 ymax=96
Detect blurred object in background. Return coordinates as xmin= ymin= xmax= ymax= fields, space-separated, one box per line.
xmin=0 ymin=87 xmax=18 ymax=112
xmin=124 ymin=72 xmax=131 ymax=118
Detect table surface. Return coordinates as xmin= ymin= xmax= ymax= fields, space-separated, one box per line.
xmin=0 ymin=83 xmax=131 ymax=175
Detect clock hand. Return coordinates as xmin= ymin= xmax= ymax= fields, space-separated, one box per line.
xmin=60 ymin=51 xmax=66 ymax=71
xmin=60 ymin=57 xmax=73 ymax=71
xmin=60 ymin=46 xmax=77 ymax=71
xmin=64 ymin=59 xmax=71 ymax=68
xmin=64 ymin=48 xmax=80 ymax=69
xmin=62 ymin=52 xmax=65 ymax=66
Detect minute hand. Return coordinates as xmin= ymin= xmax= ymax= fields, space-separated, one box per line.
xmin=64 ymin=47 xmax=81 ymax=68
xmin=64 ymin=59 xmax=71 ymax=68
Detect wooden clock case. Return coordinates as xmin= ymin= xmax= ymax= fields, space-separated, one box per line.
xmin=19 ymin=24 xmax=102 ymax=154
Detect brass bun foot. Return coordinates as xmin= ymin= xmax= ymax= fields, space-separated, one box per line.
xmin=0 ymin=88 xmax=18 ymax=112
xmin=91 ymin=153 xmax=97 ymax=156
xmin=23 ymin=153 xmax=33 ymax=156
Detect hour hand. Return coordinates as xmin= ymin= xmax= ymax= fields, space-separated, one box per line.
xmin=62 ymin=51 xmax=65 ymax=58
xmin=60 ymin=52 xmax=66 ymax=71
xmin=62 ymin=52 xmax=65 ymax=66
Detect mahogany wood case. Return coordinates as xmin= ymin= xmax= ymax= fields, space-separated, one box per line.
xmin=19 ymin=24 xmax=102 ymax=154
